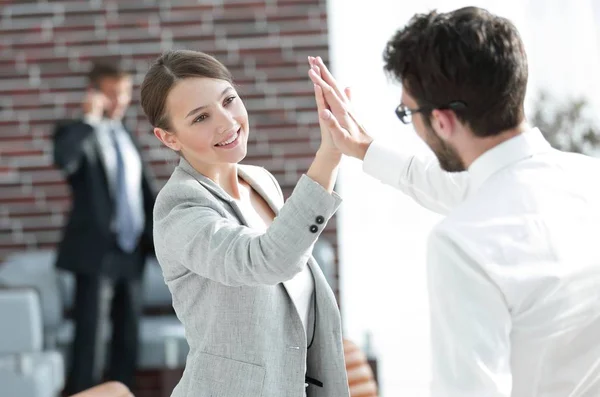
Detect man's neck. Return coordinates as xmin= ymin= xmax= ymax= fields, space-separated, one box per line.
xmin=463 ymin=122 xmax=530 ymax=169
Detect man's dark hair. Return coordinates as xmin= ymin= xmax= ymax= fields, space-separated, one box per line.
xmin=87 ymin=60 xmax=130 ymax=88
xmin=383 ymin=7 xmax=528 ymax=137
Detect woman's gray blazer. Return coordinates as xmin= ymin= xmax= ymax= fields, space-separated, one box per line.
xmin=153 ymin=157 xmax=350 ymax=397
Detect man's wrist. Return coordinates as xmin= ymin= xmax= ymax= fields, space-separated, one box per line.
xmin=355 ymin=137 xmax=374 ymax=161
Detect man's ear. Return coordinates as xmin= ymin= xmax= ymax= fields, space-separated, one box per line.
xmin=430 ymin=109 xmax=457 ymax=141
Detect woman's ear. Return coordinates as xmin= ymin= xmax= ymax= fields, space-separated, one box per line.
xmin=153 ymin=127 xmax=181 ymax=151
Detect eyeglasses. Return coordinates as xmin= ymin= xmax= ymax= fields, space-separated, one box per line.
xmin=395 ymin=101 xmax=467 ymax=124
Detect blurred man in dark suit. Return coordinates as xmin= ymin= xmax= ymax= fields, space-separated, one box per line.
xmin=53 ymin=61 xmax=156 ymax=394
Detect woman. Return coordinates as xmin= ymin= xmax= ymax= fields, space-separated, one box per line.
xmin=140 ymin=50 xmax=350 ymax=397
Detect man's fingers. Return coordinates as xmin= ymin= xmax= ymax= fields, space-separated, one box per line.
xmin=312 ymin=66 xmax=331 ymax=111
xmin=320 ymin=109 xmax=347 ymax=142
xmin=308 ymin=55 xmax=348 ymax=103
xmin=313 ymin=84 xmax=328 ymax=113
xmin=308 ymin=69 xmax=347 ymax=116
xmin=315 ymin=56 xmax=348 ymax=102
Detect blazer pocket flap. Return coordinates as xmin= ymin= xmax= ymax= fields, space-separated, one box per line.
xmin=194 ymin=352 xmax=265 ymax=396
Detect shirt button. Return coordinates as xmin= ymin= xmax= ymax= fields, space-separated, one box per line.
xmin=315 ymin=215 xmax=325 ymax=224
xmin=309 ymin=225 xmax=318 ymax=233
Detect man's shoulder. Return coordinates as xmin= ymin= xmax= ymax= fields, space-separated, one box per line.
xmin=55 ymin=117 xmax=85 ymax=128
xmin=555 ymin=149 xmax=600 ymax=173
xmin=53 ymin=118 xmax=91 ymax=135
xmin=439 ymin=151 xmax=600 ymax=257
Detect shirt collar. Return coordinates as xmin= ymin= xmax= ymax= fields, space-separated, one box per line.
xmin=84 ymin=115 xmax=124 ymax=130
xmin=467 ymin=127 xmax=552 ymax=195
xmin=107 ymin=118 xmax=125 ymax=131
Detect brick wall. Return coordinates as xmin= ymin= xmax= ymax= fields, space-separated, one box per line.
xmin=0 ymin=0 xmax=339 ymax=287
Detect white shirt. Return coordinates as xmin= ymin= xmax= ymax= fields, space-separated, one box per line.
xmin=364 ymin=128 xmax=600 ymax=397
xmin=283 ymin=264 xmax=315 ymax=344
xmin=84 ymin=116 xmax=145 ymax=234
xmin=284 ymin=266 xmax=315 ymax=397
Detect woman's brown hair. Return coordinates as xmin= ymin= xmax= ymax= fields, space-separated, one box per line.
xmin=140 ymin=50 xmax=233 ymax=131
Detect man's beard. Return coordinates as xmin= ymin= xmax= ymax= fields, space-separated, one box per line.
xmin=424 ymin=124 xmax=465 ymax=172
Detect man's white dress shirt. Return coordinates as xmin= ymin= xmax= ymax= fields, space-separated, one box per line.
xmin=364 ymin=128 xmax=600 ymax=397
xmin=84 ymin=116 xmax=145 ymax=237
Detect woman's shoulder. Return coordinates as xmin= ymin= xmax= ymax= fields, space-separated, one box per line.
xmin=155 ymin=166 xmax=216 ymax=208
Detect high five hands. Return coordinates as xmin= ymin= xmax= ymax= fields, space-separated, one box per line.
xmin=308 ymin=56 xmax=374 ymax=160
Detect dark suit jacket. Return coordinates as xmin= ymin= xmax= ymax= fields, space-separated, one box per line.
xmin=53 ymin=119 xmax=156 ymax=279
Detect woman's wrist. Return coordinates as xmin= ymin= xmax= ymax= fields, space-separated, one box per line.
xmin=307 ymin=149 xmax=341 ymax=193
xmin=316 ymin=147 xmax=342 ymax=163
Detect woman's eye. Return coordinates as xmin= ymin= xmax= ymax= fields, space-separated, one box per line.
xmin=193 ymin=114 xmax=208 ymax=124
xmin=224 ymin=96 xmax=236 ymax=106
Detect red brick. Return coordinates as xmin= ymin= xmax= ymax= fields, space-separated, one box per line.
xmin=0 ymin=145 xmax=45 ymax=157
xmin=0 ymin=78 xmax=37 ymax=93
xmin=276 ymin=0 xmax=321 ymax=3
xmin=18 ymin=214 xmax=64 ymax=232
xmin=25 ymin=230 xmax=61 ymax=244
xmin=222 ymin=2 xmax=268 ymax=11
xmin=0 ymin=192 xmax=37 ymax=204
xmin=0 ymin=64 xmax=24 ymax=78
xmin=167 ymin=4 xmax=217 ymax=14
xmin=155 ymin=11 xmax=210 ymax=25
xmin=0 ymin=17 xmax=53 ymax=34
xmin=52 ymin=23 xmax=98 ymax=33
xmin=59 ymin=9 xmax=105 ymax=20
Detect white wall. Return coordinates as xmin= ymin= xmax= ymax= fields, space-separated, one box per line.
xmin=327 ymin=1 xmax=600 ymax=395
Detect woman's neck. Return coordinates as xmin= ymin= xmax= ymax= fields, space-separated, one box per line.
xmin=215 ymin=166 xmax=243 ymax=199
xmin=187 ymin=157 xmax=242 ymax=199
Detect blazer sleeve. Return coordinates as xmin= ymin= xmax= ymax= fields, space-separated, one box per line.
xmin=53 ymin=120 xmax=95 ymax=176
xmin=154 ymin=174 xmax=342 ymax=287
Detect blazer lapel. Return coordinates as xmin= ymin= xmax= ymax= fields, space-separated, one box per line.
xmin=237 ymin=165 xmax=282 ymax=216
xmin=178 ymin=159 xmax=284 ymax=226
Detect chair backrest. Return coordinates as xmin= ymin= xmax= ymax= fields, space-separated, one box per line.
xmin=142 ymin=256 xmax=173 ymax=309
xmin=0 ymin=288 xmax=43 ymax=354
xmin=0 ymin=250 xmax=175 ymax=317
xmin=0 ymin=250 xmax=63 ymax=335
xmin=313 ymin=238 xmax=337 ymax=290
xmin=57 ymin=256 xmax=173 ymax=311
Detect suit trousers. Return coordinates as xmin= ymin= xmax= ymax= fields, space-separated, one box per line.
xmin=64 ymin=253 xmax=144 ymax=394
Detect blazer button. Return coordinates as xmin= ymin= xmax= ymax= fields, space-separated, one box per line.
xmin=315 ymin=215 xmax=325 ymax=225
xmin=309 ymin=225 xmax=318 ymax=233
